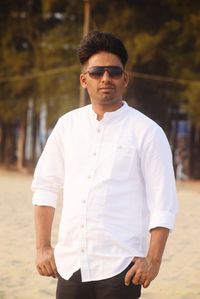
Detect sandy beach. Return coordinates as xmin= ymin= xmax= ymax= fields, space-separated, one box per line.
xmin=0 ymin=168 xmax=200 ymax=299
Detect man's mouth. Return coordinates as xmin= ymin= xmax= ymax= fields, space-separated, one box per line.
xmin=99 ymin=86 xmax=115 ymax=92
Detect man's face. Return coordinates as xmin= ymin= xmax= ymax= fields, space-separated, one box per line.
xmin=80 ymin=51 xmax=129 ymax=107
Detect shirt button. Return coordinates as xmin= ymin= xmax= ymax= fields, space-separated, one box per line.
xmin=93 ymin=152 xmax=96 ymax=156
xmin=82 ymin=200 xmax=86 ymax=204
xmin=88 ymin=175 xmax=92 ymax=179
xmin=117 ymin=145 xmax=123 ymax=149
xmin=97 ymin=128 xmax=101 ymax=133
xmin=81 ymin=249 xmax=85 ymax=253
xmin=81 ymin=224 xmax=84 ymax=228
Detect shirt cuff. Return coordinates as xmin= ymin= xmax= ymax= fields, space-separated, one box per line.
xmin=32 ymin=190 xmax=57 ymax=208
xmin=149 ymin=210 xmax=177 ymax=231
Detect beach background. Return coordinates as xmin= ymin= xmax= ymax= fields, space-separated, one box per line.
xmin=0 ymin=168 xmax=200 ymax=299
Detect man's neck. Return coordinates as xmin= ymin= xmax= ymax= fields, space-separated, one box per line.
xmin=92 ymin=101 xmax=123 ymax=121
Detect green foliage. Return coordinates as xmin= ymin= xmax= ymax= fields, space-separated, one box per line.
xmin=0 ymin=0 xmax=200 ymax=128
xmin=0 ymin=0 xmax=82 ymax=126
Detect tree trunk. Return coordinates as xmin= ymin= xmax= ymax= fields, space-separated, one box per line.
xmin=1 ymin=122 xmax=16 ymax=168
xmin=16 ymin=122 xmax=26 ymax=171
xmin=0 ymin=123 xmax=4 ymax=164
xmin=189 ymin=125 xmax=200 ymax=179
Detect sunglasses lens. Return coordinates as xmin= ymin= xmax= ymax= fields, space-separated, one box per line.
xmin=88 ymin=67 xmax=104 ymax=78
xmin=108 ymin=67 xmax=123 ymax=77
xmin=87 ymin=66 xmax=123 ymax=78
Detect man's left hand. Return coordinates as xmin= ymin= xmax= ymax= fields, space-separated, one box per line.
xmin=124 ymin=257 xmax=161 ymax=288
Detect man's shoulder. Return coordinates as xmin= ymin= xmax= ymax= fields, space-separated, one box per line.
xmin=126 ymin=105 xmax=168 ymax=149
xmin=59 ymin=104 xmax=91 ymax=122
xmin=127 ymin=105 xmax=160 ymax=131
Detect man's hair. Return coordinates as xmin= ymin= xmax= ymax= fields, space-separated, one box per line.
xmin=77 ymin=31 xmax=128 ymax=67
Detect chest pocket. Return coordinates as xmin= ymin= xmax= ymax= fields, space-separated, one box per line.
xmin=109 ymin=142 xmax=139 ymax=180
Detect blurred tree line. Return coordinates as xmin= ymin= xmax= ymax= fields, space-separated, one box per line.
xmin=0 ymin=0 xmax=200 ymax=177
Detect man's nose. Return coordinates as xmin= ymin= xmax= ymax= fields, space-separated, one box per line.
xmin=101 ymin=69 xmax=111 ymax=81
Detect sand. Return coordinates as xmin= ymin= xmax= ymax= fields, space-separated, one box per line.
xmin=0 ymin=168 xmax=200 ymax=299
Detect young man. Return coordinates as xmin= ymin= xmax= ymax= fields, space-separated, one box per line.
xmin=32 ymin=31 xmax=178 ymax=299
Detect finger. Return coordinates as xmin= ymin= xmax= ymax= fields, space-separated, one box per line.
xmin=43 ymin=258 xmax=58 ymax=278
xmin=44 ymin=262 xmax=54 ymax=277
xmin=47 ymin=248 xmax=58 ymax=278
xmin=137 ymin=274 xmax=147 ymax=286
xmin=143 ymin=278 xmax=151 ymax=288
xmin=49 ymin=259 xmax=58 ymax=278
xmin=132 ymin=272 xmax=142 ymax=285
xmin=37 ymin=264 xmax=49 ymax=276
xmin=37 ymin=265 xmax=44 ymax=276
xmin=124 ymin=267 xmax=136 ymax=286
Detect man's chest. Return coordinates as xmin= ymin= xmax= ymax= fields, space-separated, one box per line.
xmin=63 ymin=121 xmax=141 ymax=181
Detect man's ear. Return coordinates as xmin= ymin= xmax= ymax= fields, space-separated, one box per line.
xmin=80 ymin=74 xmax=87 ymax=89
xmin=124 ymin=71 xmax=129 ymax=87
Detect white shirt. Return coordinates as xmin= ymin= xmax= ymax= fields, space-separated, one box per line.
xmin=32 ymin=102 xmax=178 ymax=282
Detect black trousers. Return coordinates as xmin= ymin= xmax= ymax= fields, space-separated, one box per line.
xmin=56 ymin=263 xmax=141 ymax=299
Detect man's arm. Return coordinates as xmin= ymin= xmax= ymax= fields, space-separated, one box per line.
xmin=124 ymin=227 xmax=169 ymax=287
xmin=124 ymin=126 xmax=177 ymax=288
xmin=34 ymin=205 xmax=58 ymax=278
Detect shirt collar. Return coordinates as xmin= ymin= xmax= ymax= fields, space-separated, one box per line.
xmin=89 ymin=101 xmax=128 ymax=123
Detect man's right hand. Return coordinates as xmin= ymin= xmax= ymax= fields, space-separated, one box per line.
xmin=36 ymin=246 xmax=58 ymax=278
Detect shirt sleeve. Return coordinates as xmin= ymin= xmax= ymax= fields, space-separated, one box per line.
xmin=140 ymin=125 xmax=178 ymax=231
xmin=31 ymin=118 xmax=65 ymax=208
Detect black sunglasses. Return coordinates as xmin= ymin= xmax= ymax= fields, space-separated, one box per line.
xmin=84 ymin=66 xmax=124 ymax=79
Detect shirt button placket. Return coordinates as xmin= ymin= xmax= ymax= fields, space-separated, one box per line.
xmin=80 ymin=199 xmax=87 ymax=253
xmin=87 ymin=126 xmax=101 ymax=182
xmin=80 ymin=215 xmax=89 ymax=279
xmin=80 ymin=125 xmax=103 ymax=281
